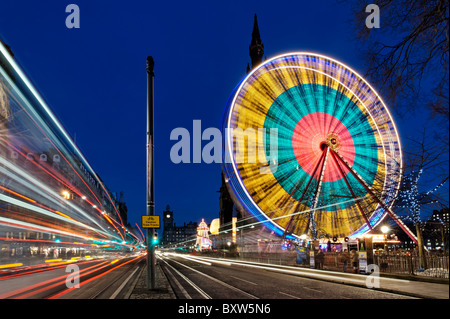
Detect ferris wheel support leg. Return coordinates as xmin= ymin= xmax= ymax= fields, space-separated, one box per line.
xmin=331 ymin=149 xmax=418 ymax=245
xmin=330 ymin=151 xmax=373 ymax=231
xmin=306 ymin=147 xmax=330 ymax=238
xmin=283 ymin=148 xmax=326 ymax=237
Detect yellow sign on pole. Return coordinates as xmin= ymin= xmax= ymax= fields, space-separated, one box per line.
xmin=142 ymin=215 xmax=160 ymax=229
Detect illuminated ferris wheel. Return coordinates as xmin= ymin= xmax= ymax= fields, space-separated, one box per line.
xmin=222 ymin=52 xmax=416 ymax=242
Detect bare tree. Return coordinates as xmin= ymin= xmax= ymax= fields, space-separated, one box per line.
xmin=392 ymin=131 xmax=448 ymax=268
xmin=353 ymin=0 xmax=449 ymax=124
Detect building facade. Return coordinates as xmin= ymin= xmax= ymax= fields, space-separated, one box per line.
xmin=162 ymin=205 xmax=198 ymax=246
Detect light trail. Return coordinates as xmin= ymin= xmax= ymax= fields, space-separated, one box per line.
xmin=48 ymin=255 xmax=144 ymax=299
xmin=166 ymin=253 xmax=368 ymax=285
xmin=3 ymin=260 xmax=111 ymax=299
xmin=0 ymin=152 xmax=122 ymax=239
xmin=1 ymin=39 xmax=142 ymax=275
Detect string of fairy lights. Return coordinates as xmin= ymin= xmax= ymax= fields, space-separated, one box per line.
xmin=395 ymin=168 xmax=448 ymax=227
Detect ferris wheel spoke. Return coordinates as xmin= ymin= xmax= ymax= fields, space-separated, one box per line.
xmin=312 ymin=147 xmax=330 ymax=209
xmin=331 ymin=149 xmax=418 ymax=244
xmin=305 ymin=146 xmax=330 ymax=235
xmin=330 ymin=150 xmax=373 ymax=231
xmin=283 ymin=147 xmax=326 ymax=235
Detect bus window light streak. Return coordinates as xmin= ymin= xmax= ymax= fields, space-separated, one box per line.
xmin=0 ymin=263 xmax=23 ymax=269
xmin=0 ymin=40 xmax=142 ymax=267
xmin=0 ymin=42 xmax=118 ymax=215
xmin=0 ymin=156 xmax=112 ymax=236
xmin=1 ymin=85 xmax=127 ymax=241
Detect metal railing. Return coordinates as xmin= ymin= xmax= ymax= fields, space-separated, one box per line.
xmin=236 ymin=250 xmax=449 ymax=279
xmin=373 ymin=254 xmax=449 ymax=278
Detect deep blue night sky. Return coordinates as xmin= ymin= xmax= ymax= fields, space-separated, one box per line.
xmin=0 ymin=0 xmax=444 ymax=231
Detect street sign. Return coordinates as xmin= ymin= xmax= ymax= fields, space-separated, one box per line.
xmin=359 ymin=251 xmax=368 ymax=274
xmin=309 ymin=251 xmax=315 ymax=268
xmin=142 ymin=215 xmax=160 ymax=229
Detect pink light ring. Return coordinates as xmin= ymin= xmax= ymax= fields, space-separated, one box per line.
xmin=292 ymin=112 xmax=356 ymax=182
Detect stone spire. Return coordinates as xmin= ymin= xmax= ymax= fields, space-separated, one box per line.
xmin=249 ymin=14 xmax=264 ymax=69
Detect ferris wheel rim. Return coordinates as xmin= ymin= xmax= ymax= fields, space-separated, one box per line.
xmin=223 ymin=52 xmax=403 ymax=239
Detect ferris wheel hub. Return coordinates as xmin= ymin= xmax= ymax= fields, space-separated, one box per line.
xmin=326 ymin=133 xmax=341 ymax=151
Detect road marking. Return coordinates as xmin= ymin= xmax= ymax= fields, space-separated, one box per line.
xmin=162 ymin=262 xmax=192 ymax=299
xmin=230 ymin=276 xmax=258 ymax=286
xmin=160 ymin=257 xmax=211 ymax=299
xmin=109 ymin=265 xmax=140 ymax=299
xmin=303 ymin=286 xmax=321 ymax=293
xmin=279 ymin=291 xmax=301 ymax=299
xmin=168 ymin=257 xmax=258 ymax=299
xmin=181 ymin=255 xmax=366 ymax=285
xmin=123 ymin=265 xmax=146 ymax=299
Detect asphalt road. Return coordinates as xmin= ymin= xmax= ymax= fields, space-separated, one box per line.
xmin=158 ymin=253 xmax=417 ymax=299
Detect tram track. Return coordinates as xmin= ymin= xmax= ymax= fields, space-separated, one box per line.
xmin=87 ymin=258 xmax=144 ymax=299
xmin=159 ymin=254 xmax=259 ymax=299
xmin=160 ymin=257 xmax=210 ymax=299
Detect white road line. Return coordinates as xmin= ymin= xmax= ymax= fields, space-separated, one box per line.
xmin=169 ymin=257 xmax=258 ymax=299
xmin=109 ymin=265 xmax=140 ymax=299
xmin=162 ymin=262 xmax=192 ymax=299
xmin=230 ymin=275 xmax=258 ymax=286
xmin=279 ymin=291 xmax=302 ymax=299
xmin=303 ymin=286 xmax=322 ymax=293
xmin=161 ymin=257 xmax=211 ymax=299
xmin=179 ymin=255 xmax=366 ymax=285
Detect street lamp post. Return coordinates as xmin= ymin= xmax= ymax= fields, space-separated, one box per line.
xmin=146 ymin=56 xmax=156 ymax=290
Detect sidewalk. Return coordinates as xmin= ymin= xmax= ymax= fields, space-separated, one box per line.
xmin=127 ymin=262 xmax=176 ymax=299
xmin=375 ymin=275 xmax=448 ymax=299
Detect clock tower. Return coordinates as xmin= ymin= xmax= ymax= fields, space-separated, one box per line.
xmin=163 ymin=205 xmax=174 ymax=230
